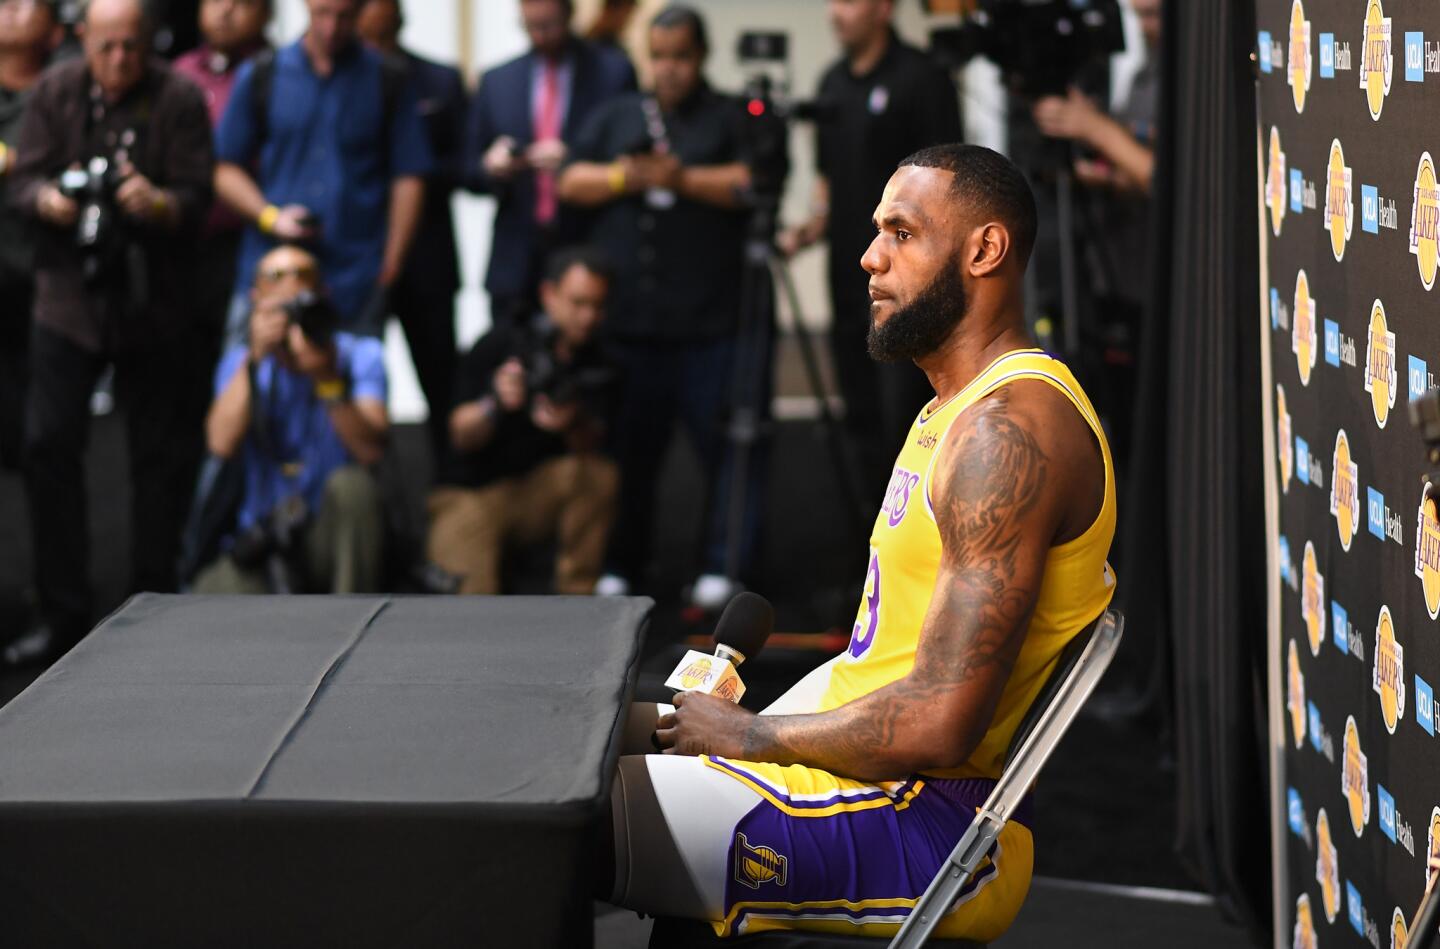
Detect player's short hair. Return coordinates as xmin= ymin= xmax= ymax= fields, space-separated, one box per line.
xmin=650 ymin=5 xmax=709 ymax=55
xmin=544 ymin=245 xmax=614 ymax=285
xmin=899 ymin=144 xmax=1038 ymax=267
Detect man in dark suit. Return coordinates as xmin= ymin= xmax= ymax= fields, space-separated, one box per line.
xmin=356 ymin=0 xmax=467 ymax=458
xmin=465 ymin=0 xmax=635 ymax=328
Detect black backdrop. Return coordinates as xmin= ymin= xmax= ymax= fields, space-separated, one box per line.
xmin=1256 ymin=0 xmax=1440 ymax=946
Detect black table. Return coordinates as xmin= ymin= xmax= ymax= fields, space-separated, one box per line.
xmin=0 ymin=594 xmax=651 ymax=948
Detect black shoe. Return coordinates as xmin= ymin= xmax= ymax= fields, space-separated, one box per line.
xmin=2 ymin=625 xmax=66 ymax=669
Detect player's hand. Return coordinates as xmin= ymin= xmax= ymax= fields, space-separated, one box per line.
xmin=483 ymin=135 xmax=524 ymax=179
xmin=492 ymin=358 xmax=527 ymax=412
xmin=655 ymin=691 xmax=756 ymax=758
xmin=530 ymin=394 xmax=578 ymax=433
xmin=36 ymin=183 xmax=78 ymax=227
xmin=1032 ymin=87 xmax=1103 ymax=142
xmin=525 ymin=138 xmax=568 ymax=171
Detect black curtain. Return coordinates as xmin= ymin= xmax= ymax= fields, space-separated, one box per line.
xmin=1117 ymin=0 xmax=1270 ymax=937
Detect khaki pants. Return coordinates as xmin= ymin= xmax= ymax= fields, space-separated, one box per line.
xmin=193 ymin=466 xmax=384 ymax=594
xmin=427 ymin=454 xmax=618 ymax=595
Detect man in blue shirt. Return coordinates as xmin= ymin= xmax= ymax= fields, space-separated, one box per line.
xmin=196 ymin=244 xmax=389 ymax=594
xmin=213 ymin=0 xmax=432 ymax=338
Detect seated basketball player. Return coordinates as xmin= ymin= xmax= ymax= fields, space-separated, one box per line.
xmin=604 ymin=144 xmax=1117 ymax=940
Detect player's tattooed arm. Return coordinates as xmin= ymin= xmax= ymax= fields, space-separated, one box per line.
xmin=665 ymin=387 xmax=1068 ymax=781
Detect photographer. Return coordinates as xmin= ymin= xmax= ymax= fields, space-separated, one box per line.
xmin=427 ymin=246 xmax=617 ymax=596
xmin=195 ymin=244 xmax=388 ymax=595
xmin=777 ymin=0 xmax=961 ymax=502
xmin=4 ymin=0 xmax=212 ymax=666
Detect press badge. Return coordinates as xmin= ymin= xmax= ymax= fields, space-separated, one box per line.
xmin=869 ymin=85 xmax=889 ymax=115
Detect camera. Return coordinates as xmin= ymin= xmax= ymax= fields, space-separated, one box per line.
xmin=281 ymin=290 xmax=340 ymax=347
xmin=229 ymin=494 xmax=310 ymax=594
xmin=735 ymin=31 xmax=822 ymax=208
xmin=930 ymin=0 xmax=1125 ymax=98
xmin=58 ymin=154 xmax=124 ymax=284
xmin=511 ymin=316 xmax=615 ymax=408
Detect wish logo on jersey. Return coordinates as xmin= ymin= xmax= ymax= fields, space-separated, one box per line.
xmin=1372 ymin=606 xmax=1405 ymax=734
xmin=1316 ymin=808 xmax=1341 ymax=922
xmin=1293 ymin=893 xmax=1317 ymax=949
xmin=1342 ymin=716 xmax=1371 ymax=837
xmin=1277 ymin=385 xmax=1293 ymax=492
xmin=880 ymin=468 xmax=921 ymax=529
xmin=1409 ymin=152 xmax=1440 ymax=290
xmin=1324 ymin=140 xmax=1354 ymax=261
xmin=1364 ymin=300 xmax=1397 ymax=428
xmin=1359 ymin=0 xmax=1393 ymax=120
xmin=1302 ymin=541 xmax=1326 ymax=655
xmin=1414 ymin=482 xmax=1440 ymax=618
xmin=1267 ymin=128 xmax=1288 ymax=236
xmin=1288 ymin=638 xmax=1307 ymax=748
xmin=733 ymin=832 xmax=788 ymax=890
xmin=1330 ymin=429 xmax=1360 ymax=551
xmin=1289 ymin=0 xmax=1313 ymax=112
xmin=1293 ymin=270 xmax=1318 ymax=385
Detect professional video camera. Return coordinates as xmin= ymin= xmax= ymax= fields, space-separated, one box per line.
xmin=281 ymin=289 xmax=340 ymax=347
xmin=58 ymin=154 xmax=126 ymax=285
xmin=511 ymin=315 xmax=616 ymax=408
xmin=930 ymin=0 xmax=1126 ymax=97
xmin=735 ymin=31 xmax=822 ymax=207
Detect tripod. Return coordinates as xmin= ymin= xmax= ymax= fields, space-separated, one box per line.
xmin=716 ymin=193 xmax=871 ymax=588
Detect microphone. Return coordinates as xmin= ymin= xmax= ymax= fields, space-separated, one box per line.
xmin=664 ymin=592 xmax=774 ymax=703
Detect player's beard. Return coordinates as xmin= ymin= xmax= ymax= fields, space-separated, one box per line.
xmin=866 ymin=257 xmax=968 ymax=363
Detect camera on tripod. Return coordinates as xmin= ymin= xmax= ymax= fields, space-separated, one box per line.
xmin=929 ymin=0 xmax=1125 ymax=97
xmin=735 ymin=31 xmax=822 ymax=208
xmin=58 ymin=154 xmax=125 ymax=285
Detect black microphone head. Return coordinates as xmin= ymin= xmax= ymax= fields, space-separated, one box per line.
xmin=712 ymin=592 xmax=774 ymax=663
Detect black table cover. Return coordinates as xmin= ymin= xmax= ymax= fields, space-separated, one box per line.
xmin=0 ymin=594 xmax=652 ymax=948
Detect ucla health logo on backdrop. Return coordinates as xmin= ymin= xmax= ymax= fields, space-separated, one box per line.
xmin=1302 ymin=540 xmax=1326 ymax=655
xmin=1364 ymin=300 xmax=1397 ymax=427
xmin=1342 ymin=716 xmax=1371 ymax=836
xmin=1289 ymin=0 xmax=1312 ymax=112
xmin=1293 ymin=894 xmax=1317 ymax=949
xmin=1409 ymin=152 xmax=1440 ymax=290
xmin=1330 ymin=430 xmax=1360 ymax=551
xmin=1293 ymin=270 xmax=1318 ymax=384
xmin=1372 ymin=605 xmax=1405 ymax=734
xmin=1278 ymin=384 xmax=1293 ymax=493
xmin=1359 ymin=0 xmax=1393 ymax=120
xmin=1414 ymin=482 xmax=1440 ymax=618
xmin=1316 ymin=808 xmax=1341 ymax=922
xmin=1287 ymin=638 xmax=1307 ymax=748
xmin=1324 ymin=140 xmax=1354 ymax=261
xmin=1267 ymin=128 xmax=1288 ymax=236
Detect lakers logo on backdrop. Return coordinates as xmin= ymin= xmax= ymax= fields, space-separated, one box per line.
xmin=1364 ymin=300 xmax=1397 ymax=428
xmin=1324 ymin=139 xmax=1354 ymax=261
xmin=1316 ymin=808 xmax=1340 ymax=922
xmin=1278 ymin=385 xmax=1293 ymax=492
xmin=1342 ymin=716 xmax=1371 ymax=836
xmin=733 ymin=833 xmax=788 ymax=890
xmin=1287 ymin=639 xmax=1307 ymax=748
xmin=1331 ymin=429 xmax=1360 ymax=551
xmin=1392 ymin=907 xmax=1408 ymax=949
xmin=1293 ymin=270 xmax=1317 ymax=384
xmin=1359 ymin=0 xmax=1393 ymax=120
xmin=1410 ymin=152 xmax=1439 ymax=290
xmin=1294 ymin=894 xmax=1317 ymax=949
xmin=1414 ymin=483 xmax=1440 ymax=618
xmin=1428 ymin=807 xmax=1440 ymax=892
xmin=1372 ymin=606 xmax=1405 ymax=734
xmin=1268 ymin=128 xmax=1288 ymax=236
xmin=1289 ymin=0 xmax=1312 ymax=112
xmin=1302 ymin=541 xmax=1326 ymax=655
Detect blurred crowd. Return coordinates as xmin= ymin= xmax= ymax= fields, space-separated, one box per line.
xmin=0 ymin=0 xmax=1159 ymax=668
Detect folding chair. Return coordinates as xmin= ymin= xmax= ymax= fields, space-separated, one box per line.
xmin=647 ymin=609 xmax=1125 ymax=949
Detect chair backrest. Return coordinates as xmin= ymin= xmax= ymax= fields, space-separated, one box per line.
xmin=1003 ymin=609 xmax=1113 ymax=769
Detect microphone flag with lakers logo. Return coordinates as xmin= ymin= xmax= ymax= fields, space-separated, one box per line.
xmin=664 ymin=593 xmax=775 ymax=704
xmin=1260 ymin=0 xmax=1440 ymax=940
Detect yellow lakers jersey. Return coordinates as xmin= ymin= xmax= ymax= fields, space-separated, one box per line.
xmin=820 ymin=349 xmax=1118 ymax=780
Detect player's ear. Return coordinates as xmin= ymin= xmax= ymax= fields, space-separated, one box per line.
xmin=968 ymin=222 xmax=1011 ymax=278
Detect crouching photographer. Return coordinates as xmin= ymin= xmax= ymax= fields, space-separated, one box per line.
xmin=428 ymin=246 xmax=619 ymax=595
xmin=193 ymin=244 xmax=389 ymax=595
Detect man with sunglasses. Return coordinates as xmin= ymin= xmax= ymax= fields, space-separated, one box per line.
xmin=194 ymin=243 xmax=388 ymax=595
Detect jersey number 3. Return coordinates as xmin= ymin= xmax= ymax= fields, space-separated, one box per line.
xmin=848 ymin=549 xmax=881 ymax=660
